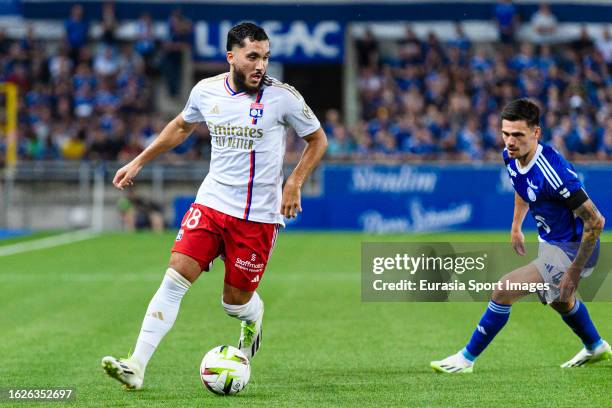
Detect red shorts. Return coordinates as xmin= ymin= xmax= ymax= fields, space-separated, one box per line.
xmin=172 ymin=204 xmax=279 ymax=291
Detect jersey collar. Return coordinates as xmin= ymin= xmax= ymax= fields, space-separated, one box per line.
xmin=224 ymin=74 xmax=247 ymax=97
xmin=515 ymin=144 xmax=542 ymax=174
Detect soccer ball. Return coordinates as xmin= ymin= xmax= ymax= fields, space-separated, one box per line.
xmin=200 ymin=345 xmax=250 ymax=395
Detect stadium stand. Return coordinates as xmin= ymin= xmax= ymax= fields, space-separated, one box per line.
xmin=0 ymin=3 xmax=610 ymax=165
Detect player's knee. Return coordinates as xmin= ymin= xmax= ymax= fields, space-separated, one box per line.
xmin=168 ymin=252 xmax=202 ymax=283
xmin=491 ymin=287 xmax=515 ymax=305
xmin=222 ymin=283 xmax=254 ymax=306
xmin=550 ymin=299 xmax=574 ymax=313
xmin=222 ymin=292 xmax=252 ymax=306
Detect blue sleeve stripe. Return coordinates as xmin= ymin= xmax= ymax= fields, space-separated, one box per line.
xmin=539 ymin=156 xmax=563 ymax=186
xmin=536 ymin=159 xmax=560 ymax=189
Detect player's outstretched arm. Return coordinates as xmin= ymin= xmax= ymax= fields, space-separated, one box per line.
xmin=511 ymin=192 xmax=529 ymax=255
xmin=559 ymin=198 xmax=606 ymax=301
xmin=113 ymin=114 xmax=198 ymax=190
xmin=281 ymin=128 xmax=328 ymax=219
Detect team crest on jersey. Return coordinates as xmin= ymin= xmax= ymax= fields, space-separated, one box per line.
xmin=527 ymin=187 xmax=537 ymax=202
xmin=249 ymin=103 xmax=264 ymax=119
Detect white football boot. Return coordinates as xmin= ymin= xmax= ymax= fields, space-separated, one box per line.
xmin=561 ymin=340 xmax=612 ymax=368
xmin=101 ymin=356 xmax=144 ymax=390
xmin=431 ymin=351 xmax=474 ymax=374
xmin=238 ymin=303 xmax=264 ymax=360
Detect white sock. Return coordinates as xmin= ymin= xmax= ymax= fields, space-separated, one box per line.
xmin=222 ymin=292 xmax=263 ymax=323
xmin=131 ymin=268 xmax=191 ymax=370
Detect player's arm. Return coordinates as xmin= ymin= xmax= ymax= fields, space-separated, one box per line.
xmin=511 ymin=192 xmax=529 ymax=255
xmin=559 ymin=197 xmax=606 ymax=301
xmin=281 ymin=127 xmax=328 ymax=218
xmin=113 ymin=114 xmax=197 ymax=190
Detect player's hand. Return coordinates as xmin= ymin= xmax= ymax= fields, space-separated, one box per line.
xmin=511 ymin=229 xmax=526 ymax=256
xmin=113 ymin=161 xmax=142 ymax=190
xmin=281 ymin=179 xmax=302 ymax=219
xmin=559 ymin=266 xmax=581 ymax=302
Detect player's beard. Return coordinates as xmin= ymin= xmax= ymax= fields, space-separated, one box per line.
xmin=232 ymin=68 xmax=264 ymax=95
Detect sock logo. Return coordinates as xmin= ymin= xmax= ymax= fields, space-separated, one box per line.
xmin=477 ymin=325 xmax=487 ymax=335
xmin=147 ymin=311 xmax=165 ymax=321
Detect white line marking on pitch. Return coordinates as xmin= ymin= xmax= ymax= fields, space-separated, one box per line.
xmin=0 ymin=229 xmax=99 ymax=257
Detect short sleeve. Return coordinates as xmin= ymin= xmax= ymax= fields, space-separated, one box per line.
xmin=280 ymin=88 xmax=321 ymax=138
xmin=181 ymin=86 xmax=205 ymax=123
xmin=542 ymin=150 xmax=588 ymax=208
xmin=551 ymin=154 xmax=583 ymax=195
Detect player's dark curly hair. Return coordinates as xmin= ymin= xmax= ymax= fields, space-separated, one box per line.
xmin=226 ymin=23 xmax=269 ymax=51
xmin=501 ymin=98 xmax=540 ymax=128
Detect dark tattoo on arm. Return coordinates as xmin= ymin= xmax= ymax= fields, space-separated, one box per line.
xmin=572 ymin=199 xmax=605 ymax=271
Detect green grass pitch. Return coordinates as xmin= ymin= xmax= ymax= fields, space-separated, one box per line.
xmin=1 ymin=231 xmax=610 ymax=407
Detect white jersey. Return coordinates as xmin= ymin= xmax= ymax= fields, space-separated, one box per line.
xmin=181 ymin=73 xmax=321 ymax=225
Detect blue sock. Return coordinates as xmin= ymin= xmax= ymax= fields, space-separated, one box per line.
xmin=462 ymin=300 xmax=511 ymax=362
xmin=560 ymin=300 xmax=602 ymax=351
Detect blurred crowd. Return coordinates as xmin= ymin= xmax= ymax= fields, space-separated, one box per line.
xmin=0 ymin=1 xmax=611 ymax=164
xmin=0 ymin=3 xmax=210 ymax=164
xmin=327 ymin=3 xmax=612 ymax=162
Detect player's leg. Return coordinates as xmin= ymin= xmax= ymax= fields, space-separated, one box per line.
xmin=550 ymin=299 xmax=611 ymax=368
xmin=102 ymin=253 xmax=200 ymax=389
xmin=222 ymin=283 xmax=264 ymax=360
xmin=102 ymin=204 xmax=222 ymax=389
xmin=221 ymin=215 xmax=278 ymax=360
xmin=535 ymin=243 xmax=611 ymax=368
xmin=431 ymin=263 xmax=542 ymax=373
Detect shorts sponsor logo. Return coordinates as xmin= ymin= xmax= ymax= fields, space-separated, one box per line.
xmin=235 ymin=257 xmax=264 ymax=273
xmin=176 ymin=229 xmax=184 ymax=241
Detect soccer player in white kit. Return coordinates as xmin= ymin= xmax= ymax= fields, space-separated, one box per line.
xmin=102 ymin=23 xmax=328 ymax=390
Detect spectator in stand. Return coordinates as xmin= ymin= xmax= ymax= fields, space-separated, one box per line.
xmin=134 ymin=13 xmax=156 ymax=72
xmin=398 ymin=26 xmax=423 ymax=65
xmin=493 ymin=0 xmax=518 ymax=45
xmin=61 ymin=128 xmax=87 ymax=160
xmin=327 ymin=125 xmax=354 ymax=158
xmin=355 ymin=28 xmax=379 ymax=69
xmin=162 ymin=8 xmax=192 ymax=97
xmin=597 ymin=118 xmax=612 ymax=160
xmin=448 ymin=23 xmax=471 ymax=56
xmin=100 ymin=2 xmax=118 ymax=46
xmin=64 ymin=4 xmax=89 ymax=63
xmin=572 ymin=25 xmax=594 ymax=56
xmin=530 ymin=3 xmax=558 ymax=44
xmin=93 ymin=45 xmax=119 ymax=77
xmin=595 ymin=26 xmax=612 ymax=69
xmin=0 ymin=28 xmax=10 ymax=55
xmin=323 ymin=109 xmax=342 ymax=136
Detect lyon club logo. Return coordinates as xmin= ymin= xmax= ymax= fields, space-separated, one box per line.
xmin=249 ymin=103 xmax=264 ymax=119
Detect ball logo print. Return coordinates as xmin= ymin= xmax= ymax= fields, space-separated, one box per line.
xmin=200 ymin=346 xmax=250 ymax=395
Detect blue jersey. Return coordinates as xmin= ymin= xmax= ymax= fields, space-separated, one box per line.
xmin=503 ymin=143 xmax=586 ymax=243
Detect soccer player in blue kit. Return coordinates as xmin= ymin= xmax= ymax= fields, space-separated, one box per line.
xmin=431 ymin=99 xmax=610 ymax=373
